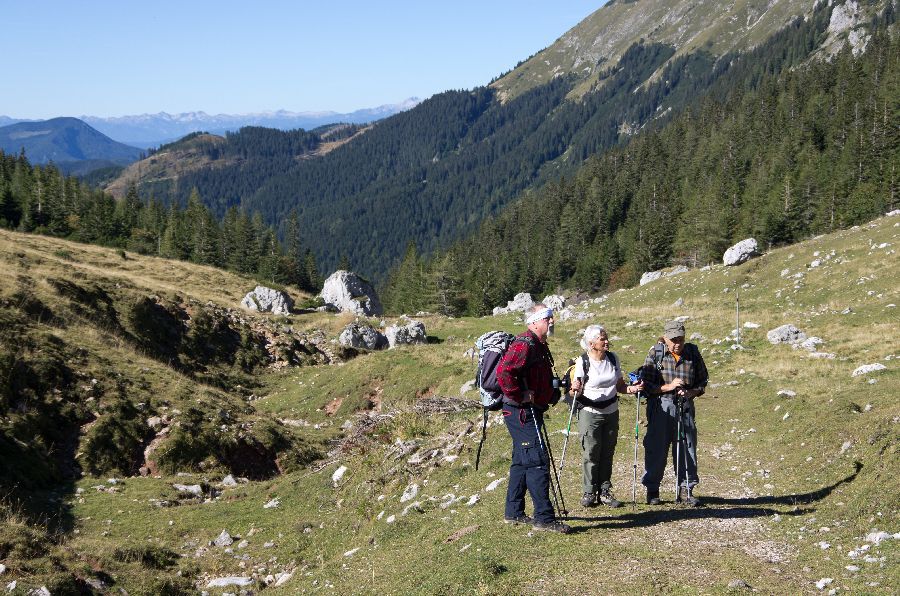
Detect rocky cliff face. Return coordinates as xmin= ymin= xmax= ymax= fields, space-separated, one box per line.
xmin=492 ymin=0 xmax=886 ymax=102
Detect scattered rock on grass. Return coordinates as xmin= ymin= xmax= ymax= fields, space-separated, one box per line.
xmin=214 ymin=530 xmax=234 ymax=547
xmin=400 ymin=484 xmax=419 ymax=503
xmin=332 ymin=465 xmax=347 ymax=486
xmin=207 ymin=576 xmax=253 ymax=588
xmin=173 ymin=484 xmax=203 ymax=496
xmin=485 ymin=478 xmax=505 ymax=492
xmin=767 ymin=324 xmax=807 ymax=345
xmin=852 ymin=363 xmax=887 ymax=376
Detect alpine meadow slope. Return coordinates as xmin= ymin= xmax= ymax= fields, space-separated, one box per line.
xmin=0 ymin=209 xmax=897 ymax=593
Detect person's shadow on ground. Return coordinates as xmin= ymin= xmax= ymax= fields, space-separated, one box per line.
xmin=562 ymin=461 xmax=862 ymax=533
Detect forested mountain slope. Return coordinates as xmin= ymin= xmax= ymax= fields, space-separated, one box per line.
xmin=112 ymin=1 xmax=891 ymax=283
xmin=382 ymin=18 xmax=899 ymax=316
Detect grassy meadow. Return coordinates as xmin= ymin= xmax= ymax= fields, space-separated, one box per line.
xmin=0 ymin=215 xmax=897 ymax=594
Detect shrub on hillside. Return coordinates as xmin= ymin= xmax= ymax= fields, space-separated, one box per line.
xmin=126 ymin=296 xmax=185 ymax=362
xmin=182 ymin=307 xmax=240 ymax=367
xmin=81 ymin=394 xmax=151 ymax=476
xmin=235 ymin=329 xmax=269 ymax=372
xmin=47 ymin=278 xmax=120 ymax=330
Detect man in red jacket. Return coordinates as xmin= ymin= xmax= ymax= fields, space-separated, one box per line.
xmin=496 ymin=303 xmax=570 ymax=533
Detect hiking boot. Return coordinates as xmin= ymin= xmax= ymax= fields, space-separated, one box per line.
xmin=503 ymin=514 xmax=534 ymax=525
xmin=533 ymin=519 xmax=571 ymax=534
xmin=580 ymin=492 xmax=597 ymax=507
xmin=646 ymin=490 xmax=661 ymax=505
xmin=599 ymin=488 xmax=622 ymax=508
xmin=684 ymin=489 xmax=701 ymax=507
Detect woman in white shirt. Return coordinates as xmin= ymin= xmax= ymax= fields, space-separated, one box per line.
xmin=570 ymin=324 xmax=641 ymax=508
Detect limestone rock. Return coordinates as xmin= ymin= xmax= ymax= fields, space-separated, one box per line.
xmin=207 ymin=577 xmax=253 ymax=588
xmin=214 ymin=530 xmax=234 ymax=547
xmin=240 ymin=286 xmax=293 ymax=315
xmin=639 ymin=265 xmax=689 ymax=286
xmin=319 ymin=270 xmax=383 ymax=316
xmin=555 ymin=306 xmax=591 ymax=322
xmin=767 ymin=324 xmax=807 ymax=345
xmin=385 ymin=320 xmax=426 ymax=348
xmin=723 ymin=238 xmax=760 ymax=266
xmin=542 ymin=294 xmax=566 ymax=311
xmin=173 ymin=483 xmax=203 ymax=497
xmin=852 ymin=363 xmax=887 ymax=377
xmin=492 ymin=292 xmax=534 ymax=316
xmin=339 ymin=323 xmax=388 ymax=350
xmin=332 ymin=465 xmax=348 ymax=486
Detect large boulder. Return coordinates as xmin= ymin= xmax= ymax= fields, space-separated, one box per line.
xmin=241 ymin=286 xmax=293 ymax=315
xmin=319 ymin=271 xmax=383 ymax=316
xmin=385 ymin=320 xmax=427 ymax=348
xmin=492 ymin=292 xmax=535 ymax=316
xmin=338 ymin=323 xmax=388 ymax=350
xmin=723 ymin=239 xmax=760 ymax=266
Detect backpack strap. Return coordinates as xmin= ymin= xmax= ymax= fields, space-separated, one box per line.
xmin=607 ymin=350 xmax=618 ymax=370
xmin=652 ymin=342 xmax=666 ymax=371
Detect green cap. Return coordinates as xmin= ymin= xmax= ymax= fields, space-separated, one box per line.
xmin=663 ymin=320 xmax=685 ymax=339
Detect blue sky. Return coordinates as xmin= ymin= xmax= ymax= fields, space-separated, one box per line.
xmin=5 ymin=1 xmax=604 ymax=119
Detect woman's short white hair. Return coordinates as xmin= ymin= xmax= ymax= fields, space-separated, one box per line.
xmin=580 ymin=324 xmax=607 ymax=351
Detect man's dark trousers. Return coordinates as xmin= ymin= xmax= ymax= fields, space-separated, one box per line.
xmin=503 ymin=404 xmax=555 ymax=523
xmin=641 ymin=396 xmax=699 ymax=491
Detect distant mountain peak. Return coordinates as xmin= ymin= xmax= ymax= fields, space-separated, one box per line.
xmin=0 ymin=117 xmax=142 ymax=174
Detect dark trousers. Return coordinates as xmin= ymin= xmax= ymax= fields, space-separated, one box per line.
xmin=502 ymin=404 xmax=555 ymax=523
xmin=641 ymin=397 xmax=699 ymax=492
xmin=578 ymin=407 xmax=619 ymax=494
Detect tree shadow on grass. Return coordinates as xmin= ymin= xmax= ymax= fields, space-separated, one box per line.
xmin=564 ymin=461 xmax=862 ymax=533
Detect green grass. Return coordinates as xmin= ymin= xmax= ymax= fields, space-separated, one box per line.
xmin=1 ymin=216 xmax=898 ymax=593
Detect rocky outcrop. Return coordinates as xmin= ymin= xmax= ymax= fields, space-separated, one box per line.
xmin=339 ymin=323 xmax=388 ymax=350
xmin=319 ymin=271 xmax=383 ymax=316
xmin=640 ymin=265 xmax=689 ymax=286
xmin=240 ymin=286 xmax=293 ymax=315
xmin=385 ymin=320 xmax=427 ymax=348
xmin=723 ymin=239 xmax=760 ymax=266
xmin=492 ymin=292 xmax=534 ymax=316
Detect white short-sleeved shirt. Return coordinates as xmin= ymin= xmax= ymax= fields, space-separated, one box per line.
xmin=574 ymin=352 xmax=621 ymax=414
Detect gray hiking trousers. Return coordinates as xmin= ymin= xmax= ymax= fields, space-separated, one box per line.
xmin=578 ymin=407 xmax=619 ymax=494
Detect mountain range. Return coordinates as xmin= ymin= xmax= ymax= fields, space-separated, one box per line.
xmin=0 ymin=99 xmax=420 ymax=148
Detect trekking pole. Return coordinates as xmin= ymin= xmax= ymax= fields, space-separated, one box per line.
xmin=674 ymin=395 xmax=683 ymax=503
xmin=558 ymin=380 xmax=583 ymax=477
xmin=632 ymin=390 xmax=642 ymax=510
xmin=540 ymin=420 xmax=568 ymax=516
xmin=530 ymin=406 xmax=563 ymax=516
